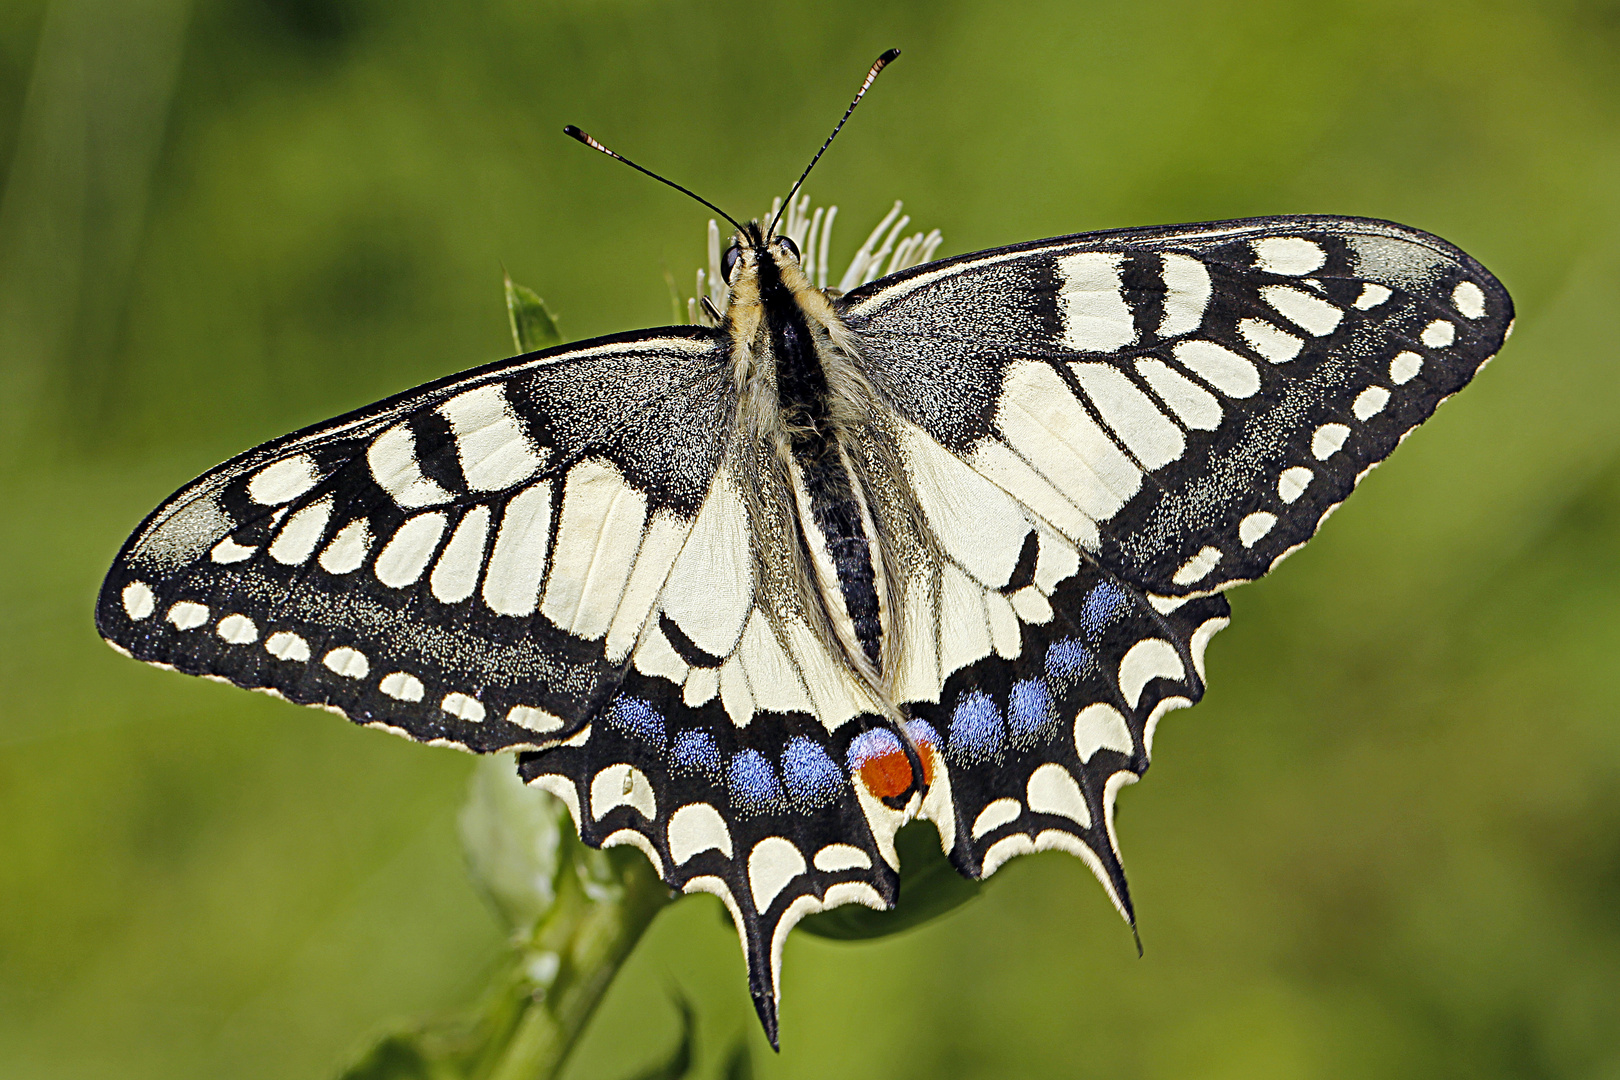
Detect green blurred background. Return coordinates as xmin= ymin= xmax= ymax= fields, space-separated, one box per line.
xmin=2 ymin=0 xmax=1618 ymax=1076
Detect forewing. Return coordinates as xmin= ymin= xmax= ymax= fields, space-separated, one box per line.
xmin=97 ymin=327 xmax=729 ymax=752
xmin=842 ymin=216 xmax=1512 ymax=596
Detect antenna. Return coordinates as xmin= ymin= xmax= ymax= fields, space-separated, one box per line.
xmin=563 ymin=125 xmax=744 ymax=232
xmin=768 ymin=48 xmax=900 ymax=237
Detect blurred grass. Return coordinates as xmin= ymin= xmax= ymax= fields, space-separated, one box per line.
xmin=1 ymin=1 xmax=1617 ymax=1078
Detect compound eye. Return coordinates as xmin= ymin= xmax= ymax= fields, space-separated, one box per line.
xmin=777 ymin=235 xmax=801 ymax=262
xmin=720 ymin=243 xmax=742 ymax=284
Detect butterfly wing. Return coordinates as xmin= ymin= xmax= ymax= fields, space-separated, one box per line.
xmin=101 ymin=316 xmax=908 ymax=1042
xmin=97 ymin=214 xmax=1512 ymax=1047
xmin=840 ymin=216 xmax=1509 ymax=889
xmin=96 ymin=327 xmax=730 ymax=753
xmin=842 ymin=215 xmax=1512 ymax=595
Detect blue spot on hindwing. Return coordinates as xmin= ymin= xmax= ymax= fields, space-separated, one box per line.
xmin=728 ymin=749 xmax=786 ymax=815
xmin=904 ymin=719 xmax=942 ymax=752
xmin=605 ymin=696 xmax=666 ymax=751
xmin=1045 ymin=637 xmax=1095 ymax=694
xmin=847 ymin=727 xmax=903 ymax=770
xmin=671 ymin=729 xmax=721 ymax=781
xmin=1080 ymin=580 xmax=1132 ymax=639
xmin=1008 ymin=679 xmax=1056 ymax=747
xmin=781 ymin=736 xmax=844 ymax=811
xmin=947 ymin=690 xmax=1004 ymax=765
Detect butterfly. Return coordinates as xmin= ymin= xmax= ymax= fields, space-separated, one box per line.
xmin=95 ymin=50 xmax=1511 ymax=1046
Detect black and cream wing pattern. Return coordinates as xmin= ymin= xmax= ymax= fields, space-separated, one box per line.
xmin=98 ymin=213 xmax=1510 ymax=1045
xmin=833 ymin=213 xmax=1510 ymax=903
xmin=97 ymin=326 xmax=732 ymax=752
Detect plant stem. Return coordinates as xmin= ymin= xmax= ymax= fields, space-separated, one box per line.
xmin=490 ymin=844 xmax=669 ymax=1079
xmin=339 ymin=836 xmax=669 ymax=1080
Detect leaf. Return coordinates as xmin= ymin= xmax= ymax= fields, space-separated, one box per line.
xmin=338 ymin=1035 xmax=438 ymax=1080
xmin=504 ymin=271 xmax=562 ymax=353
xmin=458 ymin=754 xmax=567 ymax=935
xmin=621 ymin=992 xmax=697 ymax=1080
xmin=797 ymin=821 xmax=981 ymax=940
xmin=719 ymin=1038 xmax=753 ymax=1080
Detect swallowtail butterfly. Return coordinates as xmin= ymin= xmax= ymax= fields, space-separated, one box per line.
xmin=96 ymin=50 xmax=1511 ymax=1045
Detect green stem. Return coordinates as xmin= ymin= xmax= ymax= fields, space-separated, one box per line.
xmin=490 ymin=845 xmax=669 ymax=1079
xmin=339 ymin=840 xmax=669 ymax=1080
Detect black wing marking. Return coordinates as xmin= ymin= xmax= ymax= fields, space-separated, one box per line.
xmin=96 ymin=327 xmax=730 ymax=752
xmin=842 ymin=215 xmax=1512 ymax=597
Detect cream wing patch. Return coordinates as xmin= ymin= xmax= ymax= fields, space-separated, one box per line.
xmin=430 ymin=507 xmax=491 ymax=603
xmin=658 ymin=467 xmax=754 ymax=658
xmin=606 ymin=512 xmax=692 ymax=663
xmin=482 ymin=484 xmax=553 ymax=617
xmin=375 ymin=512 xmax=447 ymax=589
xmin=368 ymin=424 xmax=452 ymax=509
xmin=1157 ymin=253 xmax=1212 ymax=337
xmin=1136 ymin=358 xmax=1221 ymax=431
xmin=893 ymin=420 xmax=1094 ymax=704
xmin=623 ymin=466 xmax=865 ymax=730
xmin=897 ymin=421 xmax=1033 ymax=589
xmin=1056 ymin=252 xmax=1135 ymax=353
xmin=248 ymin=455 xmax=320 ymax=506
xmin=989 ymin=359 xmax=1141 ymax=531
xmin=438 ymin=384 xmax=546 ymax=492
xmin=542 ymin=459 xmax=648 ymax=639
xmin=1071 ymin=361 xmax=1185 ymax=470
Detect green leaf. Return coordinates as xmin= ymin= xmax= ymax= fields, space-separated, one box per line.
xmin=797 ymin=821 xmax=981 ymax=940
xmin=719 ymin=1038 xmax=753 ymax=1080
xmin=338 ymin=1035 xmax=438 ymax=1080
xmin=458 ymin=754 xmax=567 ymax=935
xmin=621 ymin=993 xmax=697 ymax=1080
xmin=504 ymin=271 xmax=562 ymax=353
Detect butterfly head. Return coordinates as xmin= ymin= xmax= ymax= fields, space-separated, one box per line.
xmin=720 ymin=221 xmax=802 ymax=286
xmin=715 ymin=220 xmax=825 ymax=327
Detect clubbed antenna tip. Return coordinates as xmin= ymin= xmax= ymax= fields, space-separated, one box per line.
xmin=769 ymin=48 xmax=902 ymax=236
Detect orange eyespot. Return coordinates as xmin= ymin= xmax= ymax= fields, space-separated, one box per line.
xmin=848 ymin=724 xmax=939 ymax=800
xmin=859 ymin=751 xmax=913 ymax=799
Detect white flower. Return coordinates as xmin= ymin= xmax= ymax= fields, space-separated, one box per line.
xmin=688 ymin=196 xmax=943 ymax=326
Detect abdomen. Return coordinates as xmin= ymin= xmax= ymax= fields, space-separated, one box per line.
xmin=793 ymin=440 xmax=884 ymax=672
